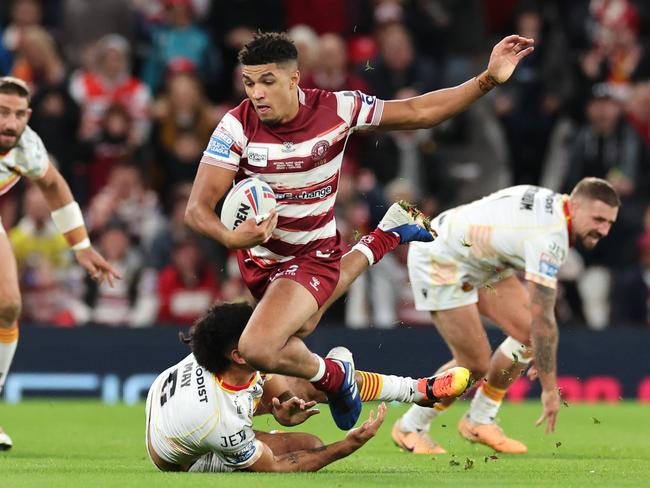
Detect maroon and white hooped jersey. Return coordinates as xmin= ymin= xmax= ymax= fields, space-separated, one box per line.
xmin=200 ymin=88 xmax=384 ymax=266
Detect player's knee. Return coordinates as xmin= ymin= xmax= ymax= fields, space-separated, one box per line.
xmin=238 ymin=338 xmax=277 ymax=371
xmin=0 ymin=294 xmax=21 ymax=327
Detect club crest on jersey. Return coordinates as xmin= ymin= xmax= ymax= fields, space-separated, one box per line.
xmin=311 ymin=140 xmax=330 ymax=160
xmin=247 ymin=146 xmax=268 ymax=167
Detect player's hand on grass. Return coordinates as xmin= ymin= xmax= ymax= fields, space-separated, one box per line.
xmin=75 ymin=247 xmax=122 ymax=287
xmin=536 ymin=388 xmax=561 ymax=434
xmin=345 ymin=402 xmax=386 ymax=448
xmin=487 ymin=35 xmax=535 ymax=84
xmin=271 ymin=396 xmax=320 ymax=426
xmin=225 ymin=209 xmax=278 ymax=249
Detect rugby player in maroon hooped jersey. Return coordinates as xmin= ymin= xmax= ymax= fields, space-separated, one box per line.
xmin=185 ymin=32 xmax=534 ymax=430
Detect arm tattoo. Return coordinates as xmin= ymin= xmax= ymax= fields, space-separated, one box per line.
xmin=531 ymin=283 xmax=558 ymax=374
xmin=287 ymin=453 xmax=300 ymax=465
xmin=477 ymin=74 xmax=499 ymax=93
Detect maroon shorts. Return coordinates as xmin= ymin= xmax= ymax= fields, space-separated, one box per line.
xmin=237 ymin=250 xmax=341 ymax=308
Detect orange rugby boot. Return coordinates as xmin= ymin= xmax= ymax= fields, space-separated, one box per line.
xmin=391 ymin=418 xmax=446 ymax=454
xmin=418 ymin=366 xmax=472 ymax=403
xmin=458 ymin=414 xmax=528 ymax=453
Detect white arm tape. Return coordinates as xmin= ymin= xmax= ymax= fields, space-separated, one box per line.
xmin=71 ymin=238 xmax=91 ymax=251
xmin=51 ymin=201 xmax=85 ymax=234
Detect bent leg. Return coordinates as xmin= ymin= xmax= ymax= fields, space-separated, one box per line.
xmin=238 ymin=278 xmax=321 ymax=378
xmin=255 ymin=431 xmax=323 ymax=455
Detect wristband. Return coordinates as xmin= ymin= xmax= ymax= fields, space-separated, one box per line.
xmin=71 ymin=238 xmax=91 ymax=251
xmin=51 ymin=201 xmax=85 ymax=234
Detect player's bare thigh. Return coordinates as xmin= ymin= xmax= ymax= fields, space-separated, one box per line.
xmin=0 ymin=230 xmax=21 ymax=326
xmin=255 ymin=431 xmax=324 ymax=455
xmin=238 ymin=278 xmax=319 ymax=367
xmin=477 ymin=274 xmax=531 ymax=345
xmin=430 ymin=304 xmax=492 ymax=378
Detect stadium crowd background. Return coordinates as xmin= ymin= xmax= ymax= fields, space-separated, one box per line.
xmin=0 ymin=0 xmax=649 ymax=330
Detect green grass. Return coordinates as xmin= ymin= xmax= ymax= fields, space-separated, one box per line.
xmin=1 ymin=400 xmax=649 ymax=487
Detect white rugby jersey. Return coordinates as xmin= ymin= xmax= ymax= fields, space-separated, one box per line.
xmin=146 ymin=353 xmax=266 ymax=470
xmin=0 ymin=125 xmax=49 ymax=195
xmin=422 ymin=185 xmax=571 ymax=289
xmin=201 ymin=88 xmax=384 ymax=266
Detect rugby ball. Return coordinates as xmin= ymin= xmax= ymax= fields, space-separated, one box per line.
xmin=220 ymin=177 xmax=276 ymax=230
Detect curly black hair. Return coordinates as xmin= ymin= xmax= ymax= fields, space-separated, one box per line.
xmin=238 ymin=31 xmax=298 ymax=66
xmin=180 ymin=302 xmax=254 ymax=374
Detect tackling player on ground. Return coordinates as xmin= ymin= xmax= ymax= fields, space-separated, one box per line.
xmin=0 ymin=77 xmax=120 ymax=449
xmin=145 ymin=302 xmax=470 ymax=473
xmin=185 ymin=31 xmax=534 ymax=430
xmin=390 ymin=178 xmax=619 ymax=454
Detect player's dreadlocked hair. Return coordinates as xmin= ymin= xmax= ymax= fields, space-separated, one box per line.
xmin=571 ymin=177 xmax=621 ymax=208
xmin=180 ymin=302 xmax=254 ymax=374
xmin=238 ymin=32 xmax=298 ymax=66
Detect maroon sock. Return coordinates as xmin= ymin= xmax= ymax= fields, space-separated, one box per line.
xmin=310 ymin=358 xmax=345 ymax=393
xmin=358 ymin=228 xmax=400 ymax=264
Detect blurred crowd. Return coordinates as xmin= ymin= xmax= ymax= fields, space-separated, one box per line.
xmin=1 ymin=0 xmax=650 ymax=329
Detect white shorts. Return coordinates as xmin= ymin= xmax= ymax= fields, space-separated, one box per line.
xmin=0 ymin=215 xmax=5 ymax=235
xmin=408 ymin=215 xmax=512 ymax=312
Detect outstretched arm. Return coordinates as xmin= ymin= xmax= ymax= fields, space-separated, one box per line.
xmin=378 ymin=35 xmax=534 ymax=130
xmin=34 ymin=161 xmax=120 ymax=286
xmin=528 ymin=281 xmax=561 ymax=433
xmin=246 ymin=403 xmax=386 ymax=472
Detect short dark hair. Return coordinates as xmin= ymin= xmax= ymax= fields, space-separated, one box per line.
xmin=0 ymin=76 xmax=30 ymax=101
xmin=182 ymin=302 xmax=253 ymax=374
xmin=238 ymin=32 xmax=298 ymax=66
xmin=571 ymin=177 xmax=621 ymax=207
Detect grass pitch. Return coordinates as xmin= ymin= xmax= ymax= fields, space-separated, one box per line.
xmin=1 ymin=400 xmax=649 ymax=487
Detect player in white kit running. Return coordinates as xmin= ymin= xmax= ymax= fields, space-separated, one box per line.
xmin=0 ymin=77 xmax=119 ymax=449
xmin=146 ymin=302 xmax=471 ymax=472
xmin=390 ymin=178 xmax=620 ymax=454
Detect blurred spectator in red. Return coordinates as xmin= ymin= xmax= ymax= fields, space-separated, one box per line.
xmin=73 ymin=218 xmax=157 ymax=326
xmin=611 ymin=227 xmax=650 ymax=326
xmin=578 ymin=0 xmax=650 ymax=100
xmin=69 ymin=34 xmax=151 ymax=147
xmin=140 ymin=0 xmax=215 ymax=94
xmin=157 ymin=231 xmax=221 ymax=325
xmin=86 ymin=162 xmax=166 ymax=253
xmin=79 ymin=103 xmax=136 ymax=201
xmin=284 ymin=0 xmax=351 ymax=35
xmin=360 ymin=23 xmax=439 ymax=100
xmin=301 ymin=33 xmax=370 ymax=93
xmin=9 ymin=185 xmax=73 ymax=324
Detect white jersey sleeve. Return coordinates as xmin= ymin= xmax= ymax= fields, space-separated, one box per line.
xmin=334 ymin=90 xmax=384 ymax=132
xmin=200 ymin=112 xmax=246 ymax=172
xmin=524 ymin=236 xmax=568 ymax=289
xmin=12 ymin=125 xmax=49 ymax=179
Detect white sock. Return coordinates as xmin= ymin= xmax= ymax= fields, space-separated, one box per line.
xmin=468 ymin=387 xmax=502 ymax=424
xmin=308 ymin=354 xmax=326 ymax=382
xmin=399 ymin=404 xmax=444 ymax=432
xmin=376 ymin=374 xmax=420 ymax=403
xmin=0 ymin=339 xmax=18 ymax=394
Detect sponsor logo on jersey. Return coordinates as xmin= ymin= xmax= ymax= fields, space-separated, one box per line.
xmin=311 ymin=140 xmax=330 ymax=160
xmin=520 ymin=186 xmax=540 ymax=211
xmin=206 ymin=130 xmax=234 ymax=158
xmin=281 ymin=141 xmax=295 ymax=153
xmin=539 ymin=253 xmax=560 ymax=278
xmin=274 ymin=185 xmax=333 ymax=201
xmin=247 ymin=146 xmax=268 ymax=167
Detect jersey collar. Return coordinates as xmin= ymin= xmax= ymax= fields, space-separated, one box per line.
xmin=214 ymin=372 xmax=257 ymax=393
xmin=563 ymin=195 xmax=574 ymax=247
